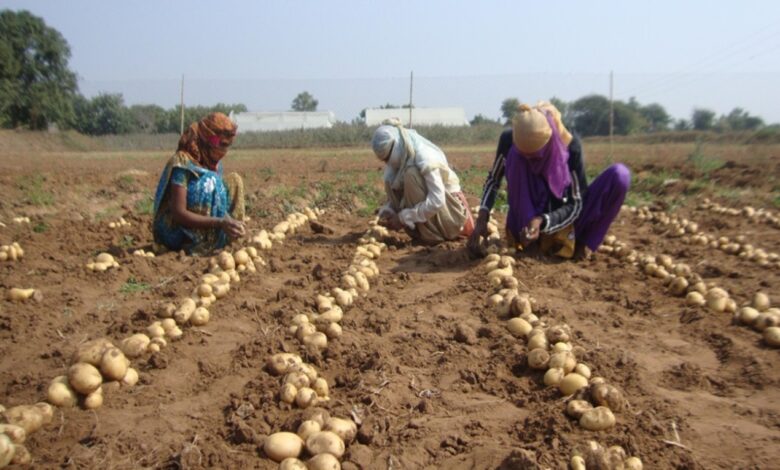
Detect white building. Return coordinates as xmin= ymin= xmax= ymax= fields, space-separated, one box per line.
xmin=364 ymin=107 xmax=469 ymax=127
xmin=230 ymin=111 xmax=337 ymax=132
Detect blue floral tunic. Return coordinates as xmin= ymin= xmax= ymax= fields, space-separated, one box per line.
xmin=152 ymin=152 xmax=230 ymax=254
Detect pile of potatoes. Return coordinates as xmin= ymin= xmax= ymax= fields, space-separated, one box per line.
xmin=12 ymin=217 xmax=30 ymax=224
xmin=47 ymin=338 xmax=139 ymax=411
xmin=107 ymin=217 xmax=131 ymax=229
xmin=85 ymin=252 xmax=120 ymax=272
xmin=5 ymin=288 xmax=42 ymax=302
xmin=263 ymin=410 xmax=358 ymax=469
xmin=0 ymin=242 xmax=24 ymax=262
xmin=698 ymin=198 xmax=780 ymax=229
xmin=570 ymin=441 xmax=642 ymax=470
xmin=0 ymin=402 xmax=53 ymax=467
xmin=267 ymin=353 xmax=331 ymax=409
xmin=251 ymin=208 xmax=325 ymax=249
xmin=132 ymin=249 xmax=155 ymax=258
xmin=734 ymin=292 xmax=780 ymax=348
xmin=629 ymin=205 xmax=780 ymax=270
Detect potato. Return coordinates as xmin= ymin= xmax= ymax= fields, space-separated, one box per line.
xmin=511 ymin=296 xmax=533 ymax=317
xmin=158 ymin=302 xmax=176 ymax=318
xmin=6 ymin=288 xmax=42 ymax=302
xmin=295 ymin=363 xmax=319 ymax=383
xmin=332 ymin=288 xmax=353 ymax=308
xmin=323 ymin=322 xmax=342 ymax=339
xmin=120 ymin=334 xmax=151 ymax=358
xmin=167 ymin=325 xmax=183 ymax=340
xmin=579 ymin=406 xmax=616 ymax=431
xmin=527 ymin=349 xmax=550 ymax=370
xmin=507 ymin=318 xmax=532 ymax=337
xmin=100 ymin=348 xmax=129 ymax=381
xmin=174 ymin=298 xmax=197 ymax=323
xmin=316 ymin=295 xmax=334 ymax=313
xmin=559 ymin=373 xmax=588 ymax=396
xmin=191 ymin=307 xmax=210 ymax=326
xmin=570 ymin=455 xmax=586 ymax=470
xmin=546 ymin=325 xmax=570 ymax=343
xmin=307 ymin=453 xmax=341 ymax=470
xmin=305 ymin=431 xmax=345 ymax=459
xmin=566 ymin=399 xmax=593 ymax=419
xmin=527 ymin=334 xmax=548 ymax=351
xmin=0 ymin=424 xmax=26 ymax=444
xmin=280 ymin=384 xmax=298 ymax=404
xmin=122 ymin=367 xmax=139 ymax=387
xmin=297 ymin=420 xmax=322 ymax=441
xmin=574 ymin=363 xmax=591 ymax=379
xmin=590 ymin=383 xmax=625 ymax=412
xmin=83 ymin=387 xmax=103 ymax=409
xmin=313 ymin=378 xmax=329 ymax=398
xmin=354 ymin=271 xmax=370 ymax=292
xmin=296 ymin=323 xmax=318 ymax=342
xmin=753 ymin=292 xmax=771 ymax=312
xmin=725 ymin=298 xmax=737 ymax=314
xmin=624 ymin=456 xmax=643 ymax=470
xmin=95 ymin=253 xmax=115 ymax=264
xmin=668 ymin=277 xmax=689 ymax=296
xmin=543 ymin=368 xmax=565 ymax=387
xmin=549 ymin=351 xmax=576 ymax=373
xmin=285 ymin=372 xmax=311 ymax=389
xmin=0 ymin=434 xmax=14 ymax=468
xmin=764 ymin=327 xmax=780 ymax=347
xmin=196 ymin=283 xmax=213 ymax=298
xmin=280 ymin=457 xmax=308 ymax=470
xmin=686 ymin=291 xmax=705 ymax=307
xmin=71 ymin=338 xmax=114 ymax=366
xmin=4 ymin=403 xmax=51 ymax=434
xmin=754 ymin=312 xmax=780 ymax=331
xmin=264 ymin=432 xmax=303 ymax=462
xmin=324 ymin=417 xmax=357 ymax=444
xmin=10 ymin=443 xmax=30 ymax=465
xmin=737 ymin=307 xmax=760 ymax=325
xmin=68 ymin=363 xmax=103 ymax=395
xmin=268 ymin=353 xmax=303 ymax=375
xmin=295 ymin=387 xmax=318 ymax=408
xmin=217 ymin=251 xmax=236 ymax=270
xmin=319 ymin=307 xmax=343 ymax=323
xmin=553 ymin=342 xmax=572 ymax=353
xmin=303 ymin=332 xmax=328 ymax=350
xmin=234 ymin=249 xmax=250 ymax=266
xmin=705 ymin=288 xmax=729 ymax=313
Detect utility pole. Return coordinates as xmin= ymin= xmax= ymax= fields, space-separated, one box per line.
xmin=179 ymin=74 xmax=185 ymax=135
xmin=609 ymin=70 xmax=614 ymax=159
xmin=408 ymin=70 xmax=414 ymax=128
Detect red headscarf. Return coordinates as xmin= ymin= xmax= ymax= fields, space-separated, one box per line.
xmin=177 ymin=112 xmax=238 ymax=171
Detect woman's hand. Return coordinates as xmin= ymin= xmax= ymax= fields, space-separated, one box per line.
xmin=467 ymin=209 xmax=490 ymax=256
xmin=519 ymin=216 xmax=543 ymax=246
xmin=220 ymin=216 xmax=246 ymax=239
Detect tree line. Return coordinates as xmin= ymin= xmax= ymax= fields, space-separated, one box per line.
xmin=0 ymin=10 xmax=773 ymax=137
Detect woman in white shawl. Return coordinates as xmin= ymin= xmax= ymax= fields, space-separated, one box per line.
xmin=371 ymin=120 xmax=474 ymax=244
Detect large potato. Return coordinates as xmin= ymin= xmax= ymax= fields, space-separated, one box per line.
xmin=71 ymin=338 xmax=114 ymax=366
xmin=579 ymin=406 xmax=616 ymax=431
xmin=263 ymin=432 xmax=303 ymax=462
xmin=307 ymin=453 xmax=341 ymax=470
xmin=559 ymin=373 xmax=588 ymax=396
xmin=100 ymin=348 xmax=129 ymax=381
xmin=68 ymin=363 xmax=103 ymax=395
xmin=47 ymin=376 xmax=78 ymax=408
xmin=323 ymin=417 xmax=357 ymax=444
xmin=305 ymin=431 xmax=345 ymax=458
xmin=120 ymin=334 xmax=151 ymax=358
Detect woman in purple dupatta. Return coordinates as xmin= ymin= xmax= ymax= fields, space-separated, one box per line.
xmin=467 ymin=102 xmax=631 ymax=260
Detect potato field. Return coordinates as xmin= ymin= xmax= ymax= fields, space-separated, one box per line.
xmin=0 ymin=135 xmax=779 ymax=469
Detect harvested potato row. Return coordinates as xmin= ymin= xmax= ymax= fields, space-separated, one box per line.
xmin=697 ymin=198 xmax=780 ymax=229
xmin=263 ymin=414 xmax=358 ymax=466
xmin=107 ymin=217 xmax=131 ymax=229
xmin=132 ymin=249 xmax=155 ymax=258
xmin=571 ymin=441 xmax=643 ymax=470
xmin=85 ymin=252 xmax=120 ymax=272
xmin=5 ymin=288 xmax=42 ymax=302
xmin=1 ymin=402 xmax=51 ymax=465
xmin=12 ymin=217 xmax=30 ymax=224
xmin=0 ymin=243 xmax=24 ymax=262
xmin=628 ymin=205 xmax=780 ymax=270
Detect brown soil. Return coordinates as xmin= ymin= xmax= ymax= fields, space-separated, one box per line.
xmin=0 ymin=140 xmax=779 ymax=469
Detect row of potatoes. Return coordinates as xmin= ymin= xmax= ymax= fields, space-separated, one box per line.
xmin=697 ymin=198 xmax=780 ymax=229
xmin=262 ymin=221 xmax=386 ymax=468
xmin=0 ymin=210 xmax=325 ymax=467
xmin=252 ymin=208 xmax=323 ymax=250
xmin=628 ymin=205 xmax=780 ymax=270
xmin=2 ymin=242 xmax=41 ymax=304
xmin=600 ymin=236 xmax=780 ymax=348
xmin=107 ymin=217 xmax=131 ymax=229
xmin=0 ymin=242 xmax=24 ymax=262
xmin=570 ymin=441 xmax=643 ymax=470
xmin=478 ymin=255 xmax=643 ymax=469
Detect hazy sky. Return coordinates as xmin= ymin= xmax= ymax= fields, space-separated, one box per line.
xmin=6 ymin=1 xmax=780 ymax=123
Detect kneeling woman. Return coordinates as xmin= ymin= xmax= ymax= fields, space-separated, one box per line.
xmin=468 ymin=103 xmax=630 ymax=259
xmin=371 ymin=121 xmax=473 ymax=244
xmin=153 ymin=112 xmax=246 ymax=254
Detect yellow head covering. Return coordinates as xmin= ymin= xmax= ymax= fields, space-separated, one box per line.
xmin=512 ymin=102 xmax=572 ymax=153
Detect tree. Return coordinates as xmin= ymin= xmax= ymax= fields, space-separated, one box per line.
xmin=722 ymin=107 xmax=763 ymax=131
xmin=73 ymin=93 xmax=133 ymax=135
xmin=639 ymin=103 xmax=671 ymax=132
xmin=291 ymin=91 xmax=318 ymax=112
xmin=470 ymin=114 xmax=498 ymax=125
xmin=569 ymin=94 xmax=611 ymax=136
xmin=500 ymin=98 xmax=520 ymax=124
xmin=674 ymin=118 xmax=690 ymax=131
xmin=0 ymin=10 xmax=79 ymax=129
xmin=128 ymin=104 xmax=166 ymax=133
xmin=691 ymin=108 xmax=716 ymax=131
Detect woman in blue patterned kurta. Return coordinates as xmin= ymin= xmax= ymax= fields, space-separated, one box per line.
xmin=152 ymin=113 xmax=246 ymax=254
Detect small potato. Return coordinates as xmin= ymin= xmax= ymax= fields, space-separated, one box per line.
xmin=527 ymin=349 xmax=550 ymax=370
xmin=121 ymin=367 xmax=139 ymax=387
xmin=284 ymin=372 xmax=310 ymax=389
xmin=100 ymin=348 xmax=129 ymax=381
xmin=10 ymin=443 xmax=31 ymax=465
xmin=559 ymin=373 xmax=588 ymax=396
xmin=159 ymin=302 xmax=176 ymax=318
xmin=71 ymin=338 xmax=114 ymax=366
xmin=574 ymin=363 xmax=591 ymax=379
xmin=546 ymin=325 xmax=570 ymax=343
xmin=297 ymin=420 xmax=321 ymax=441
xmin=543 ymin=367 xmax=565 ymax=387
xmin=566 ymin=399 xmax=593 ymax=419
xmin=686 ymin=291 xmax=705 ymax=307
xmin=763 ymin=327 xmax=780 ymax=347
xmin=83 ymin=387 xmax=103 ymax=409
xmin=268 ymin=353 xmax=303 ymax=376
xmin=737 ymin=307 xmax=760 ymax=326
xmin=307 ymin=453 xmax=341 ymax=470
xmin=0 ymin=434 xmax=14 ymax=468
xmin=527 ymin=334 xmax=548 ymax=351
xmin=296 ymin=323 xmax=318 ymax=342
xmin=167 ymin=326 xmax=183 ymax=340
xmin=280 ymin=383 xmax=298 ymax=404
xmin=305 ymin=431 xmax=345 ymax=459
xmin=190 ymin=307 xmax=210 ymax=326
xmin=323 ymin=322 xmax=342 ymax=339
xmin=120 ymin=334 xmax=151 ymax=358
xmin=570 ymin=455 xmax=586 ymax=470
xmin=668 ymin=277 xmax=688 ymax=296
xmin=4 ymin=404 xmax=49 ymax=434
xmin=68 ymin=363 xmax=103 ymax=395
xmin=579 ymin=406 xmax=616 ymax=431
xmin=217 ymin=251 xmax=236 ymax=270
xmin=625 ymin=456 xmax=644 ymax=470
xmin=324 ymin=417 xmax=357 ymax=444
xmin=295 ymin=387 xmax=318 ymax=408
xmin=548 ymin=351 xmax=577 ymax=374
xmin=95 ymin=253 xmax=115 ymax=264
xmin=705 ymin=288 xmax=729 ymax=313
xmin=303 ymin=332 xmax=328 ymax=350
xmin=752 ymin=292 xmax=771 ymax=312
xmin=0 ymin=424 xmax=26 ymax=444
xmin=312 ymin=378 xmax=329 ymax=398
xmin=553 ymin=342 xmax=572 ymax=353
xmin=590 ymin=383 xmax=625 ymax=412
xmin=6 ymin=288 xmax=42 ymax=302
xmin=263 ymin=432 xmax=303 ymax=462
xmin=318 ymin=307 xmax=343 ymax=323
xmin=280 ymin=457 xmax=308 ymax=470
xmin=234 ymin=249 xmax=250 ymax=266
xmin=196 ymin=283 xmax=213 ymax=298
xmin=507 ymin=318 xmax=532 ymax=337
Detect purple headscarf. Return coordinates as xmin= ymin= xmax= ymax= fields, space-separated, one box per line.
xmin=505 ymin=112 xmax=572 ymax=239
